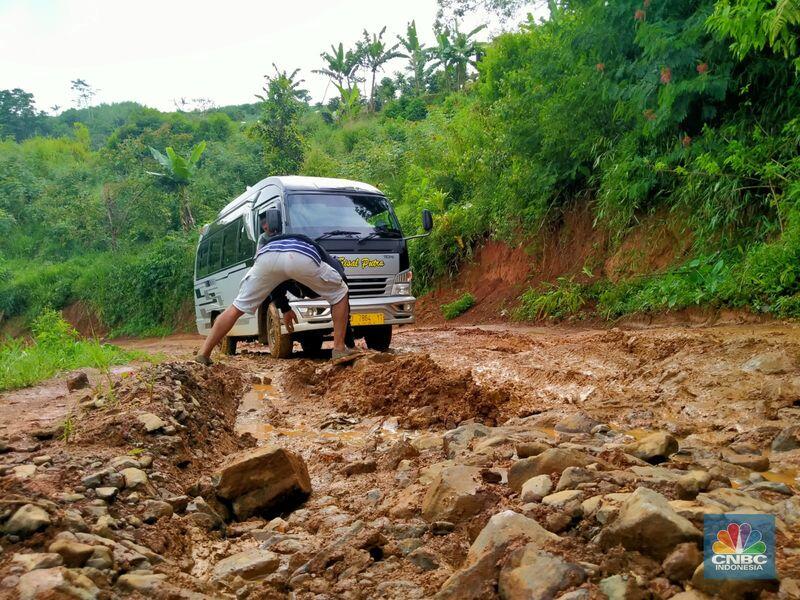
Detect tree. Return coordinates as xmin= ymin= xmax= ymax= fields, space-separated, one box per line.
xmin=70 ymin=79 xmax=97 ymax=109
xmin=148 ymin=142 xmax=207 ymax=231
xmin=314 ymin=43 xmax=363 ymax=93
xmin=357 ymin=27 xmax=405 ymax=112
xmin=398 ymin=21 xmax=435 ymax=95
xmin=432 ymin=23 xmax=487 ymax=90
xmin=0 ymin=88 xmax=47 ymax=141
xmin=250 ymin=65 xmax=308 ymax=173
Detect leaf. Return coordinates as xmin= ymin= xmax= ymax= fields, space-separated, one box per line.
xmin=189 ymin=141 xmax=207 ymax=166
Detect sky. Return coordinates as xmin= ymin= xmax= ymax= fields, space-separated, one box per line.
xmin=0 ymin=0 xmax=539 ymax=114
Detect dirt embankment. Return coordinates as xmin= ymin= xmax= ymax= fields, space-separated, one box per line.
xmin=415 ymin=204 xmax=696 ymax=325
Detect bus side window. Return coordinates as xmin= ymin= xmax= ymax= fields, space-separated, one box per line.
xmin=208 ymin=234 xmax=222 ymax=274
xmin=196 ymin=240 xmax=210 ymax=278
xmin=238 ymin=219 xmax=255 ymax=260
xmin=221 ymin=223 xmax=237 ymax=268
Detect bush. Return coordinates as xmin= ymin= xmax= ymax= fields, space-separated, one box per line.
xmin=441 ymin=292 xmax=476 ymax=320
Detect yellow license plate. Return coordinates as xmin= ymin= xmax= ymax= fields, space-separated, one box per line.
xmin=350 ymin=313 xmax=384 ymax=326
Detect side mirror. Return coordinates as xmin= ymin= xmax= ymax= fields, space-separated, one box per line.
xmin=422 ymin=209 xmax=433 ymax=232
xmin=265 ymin=209 xmax=282 ymax=235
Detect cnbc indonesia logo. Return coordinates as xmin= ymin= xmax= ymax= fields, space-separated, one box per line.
xmin=704 ymin=516 xmax=776 ymax=579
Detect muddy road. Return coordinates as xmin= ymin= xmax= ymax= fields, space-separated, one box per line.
xmin=1 ymin=322 xmax=799 ymax=598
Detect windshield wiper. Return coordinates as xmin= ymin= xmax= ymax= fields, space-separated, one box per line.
xmin=358 ymin=227 xmax=402 ymax=244
xmin=315 ymin=230 xmax=361 ymax=241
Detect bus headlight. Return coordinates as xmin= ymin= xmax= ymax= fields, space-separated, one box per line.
xmin=392 ymin=270 xmax=413 ymax=296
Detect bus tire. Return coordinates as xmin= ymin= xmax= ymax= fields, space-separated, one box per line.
xmin=267 ymin=304 xmax=293 ymax=359
xmin=364 ymin=325 xmax=392 ymax=351
xmin=300 ymin=334 xmax=324 ymax=357
xmin=220 ymin=335 xmax=238 ymax=356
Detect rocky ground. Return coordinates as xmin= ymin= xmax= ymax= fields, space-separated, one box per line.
xmin=1 ymin=322 xmax=799 ymax=599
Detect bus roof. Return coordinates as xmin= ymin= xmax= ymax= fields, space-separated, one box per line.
xmin=215 ymin=176 xmax=383 ymax=222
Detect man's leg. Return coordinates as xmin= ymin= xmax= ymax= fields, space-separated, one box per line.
xmin=198 ymin=305 xmax=245 ymax=360
xmin=330 ymin=294 xmax=350 ymax=353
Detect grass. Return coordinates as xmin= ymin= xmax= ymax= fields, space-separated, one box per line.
xmin=515 ymin=277 xmax=590 ymax=321
xmin=0 ymin=309 xmax=147 ymax=392
xmin=441 ymin=292 xmax=477 ymax=320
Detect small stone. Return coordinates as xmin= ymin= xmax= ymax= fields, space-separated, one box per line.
xmin=66 ymin=371 xmax=90 ymax=391
xmin=624 ymin=432 xmax=679 ymax=464
xmin=431 ymin=521 xmax=455 ymax=535
xmin=81 ymin=469 xmax=110 ymax=489
xmin=663 ymin=543 xmax=702 ymax=582
xmin=211 ymin=548 xmax=280 ymax=581
xmin=12 ymin=553 xmax=63 ymax=572
xmin=17 ymin=567 xmax=99 ymax=600
xmin=32 ymin=455 xmax=52 ymax=466
xmin=95 ymin=487 xmax=118 ymax=502
xmin=556 ymin=467 xmax=594 ymax=491
xmin=498 ymin=546 xmax=586 ymax=600
xmin=508 ymin=448 xmax=596 ymax=491
xmin=722 ymin=450 xmax=770 ymax=472
xmin=121 ymin=467 xmax=148 ymax=489
xmin=542 ymin=489 xmax=584 ymax=510
xmin=515 ymin=441 xmax=550 ymax=458
xmin=554 ymin=413 xmax=599 ymax=434
xmin=480 ymin=468 xmax=503 ymax=484
xmin=109 ymin=456 xmax=140 ymax=470
xmin=141 ymin=500 xmax=173 ymax=523
xmin=398 ymin=538 xmax=424 ymax=555
xmin=4 ymin=504 xmax=50 ymax=537
xmin=13 ymin=465 xmax=36 ymax=479
xmin=772 ymin=426 xmax=800 ymax=452
xmin=48 ymin=539 xmax=95 ymax=568
xmin=86 ymin=547 xmax=113 ymax=570
xmin=343 ymin=459 xmax=377 ymax=476
xmin=116 ymin=572 xmax=167 ymax=593
xmin=137 ymin=412 xmax=166 ymax=433
xmin=408 ymin=547 xmax=442 ymax=571
xmin=545 ymin=511 xmax=573 ymax=533
xmin=384 ymin=439 xmax=420 ymax=469
xmin=599 ymin=573 xmax=643 ymax=600
xmin=421 ymin=465 xmax=493 ymax=523
xmin=466 ymin=510 xmax=559 ymax=565
xmin=521 ymin=475 xmax=553 ymax=503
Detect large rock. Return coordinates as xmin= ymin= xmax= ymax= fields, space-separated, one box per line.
xmin=521 ymin=474 xmax=553 ymax=502
xmin=121 ymin=467 xmax=148 ymax=489
xmin=662 ymin=543 xmax=702 ymax=582
xmin=116 ymin=573 xmax=167 ymax=593
xmin=690 ymin=562 xmax=778 ymax=599
xmin=4 ymin=504 xmax=50 ymax=537
xmin=213 ymin=445 xmax=312 ymax=519
xmin=137 ymin=412 xmax=166 ymax=433
xmin=437 ymin=511 xmax=560 ymax=599
xmin=722 ymin=450 xmax=769 ymax=472
xmin=422 ymin=465 xmax=493 ymax=522
xmin=211 ymin=548 xmax=280 ymax=582
xmin=597 ymin=487 xmax=702 ymax=560
xmin=509 ymin=449 xmax=595 ymax=491
xmin=12 ymin=553 xmax=63 ymax=571
xmin=624 ymin=432 xmax=678 ymax=464
xmin=466 ymin=510 xmax=559 ymax=565
xmin=17 ymin=567 xmax=99 ymax=600
xmin=498 ymin=546 xmax=586 ymax=600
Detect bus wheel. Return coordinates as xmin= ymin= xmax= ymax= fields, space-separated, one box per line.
xmin=364 ymin=325 xmax=392 ymax=351
xmin=267 ymin=304 xmax=293 ymax=359
xmin=300 ymin=334 xmax=324 ymax=357
xmin=219 ymin=336 xmax=238 ymax=356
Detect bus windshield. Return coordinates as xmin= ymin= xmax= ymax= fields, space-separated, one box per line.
xmin=286 ymin=193 xmax=401 ymax=239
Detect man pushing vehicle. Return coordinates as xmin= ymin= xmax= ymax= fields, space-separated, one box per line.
xmin=195 ymin=218 xmax=356 ymax=364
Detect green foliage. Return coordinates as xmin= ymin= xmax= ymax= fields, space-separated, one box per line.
xmin=516 ymin=278 xmax=589 ymax=321
xmin=441 ymin=292 xmax=476 ymax=319
xmin=0 ymin=309 xmax=142 ymax=391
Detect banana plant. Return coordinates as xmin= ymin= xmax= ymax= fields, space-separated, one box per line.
xmin=148 ymin=141 xmax=206 ymax=231
xmin=334 ymin=83 xmax=363 ymax=121
xmin=397 ymin=20 xmax=435 ymax=95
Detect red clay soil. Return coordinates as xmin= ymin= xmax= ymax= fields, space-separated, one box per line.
xmin=415 ymin=205 xmax=702 ymax=327
xmin=284 ymin=352 xmax=512 ymax=428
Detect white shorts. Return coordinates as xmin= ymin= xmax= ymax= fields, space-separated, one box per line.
xmin=232 ymin=251 xmax=348 ymax=315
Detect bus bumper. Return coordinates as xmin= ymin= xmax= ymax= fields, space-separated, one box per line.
xmin=284 ymin=295 xmax=416 ymax=334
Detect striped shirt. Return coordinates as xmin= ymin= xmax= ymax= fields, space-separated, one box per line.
xmin=256 ymin=237 xmax=321 ymax=265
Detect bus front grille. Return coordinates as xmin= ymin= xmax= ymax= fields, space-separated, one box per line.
xmin=347 ymin=276 xmax=392 ymax=297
